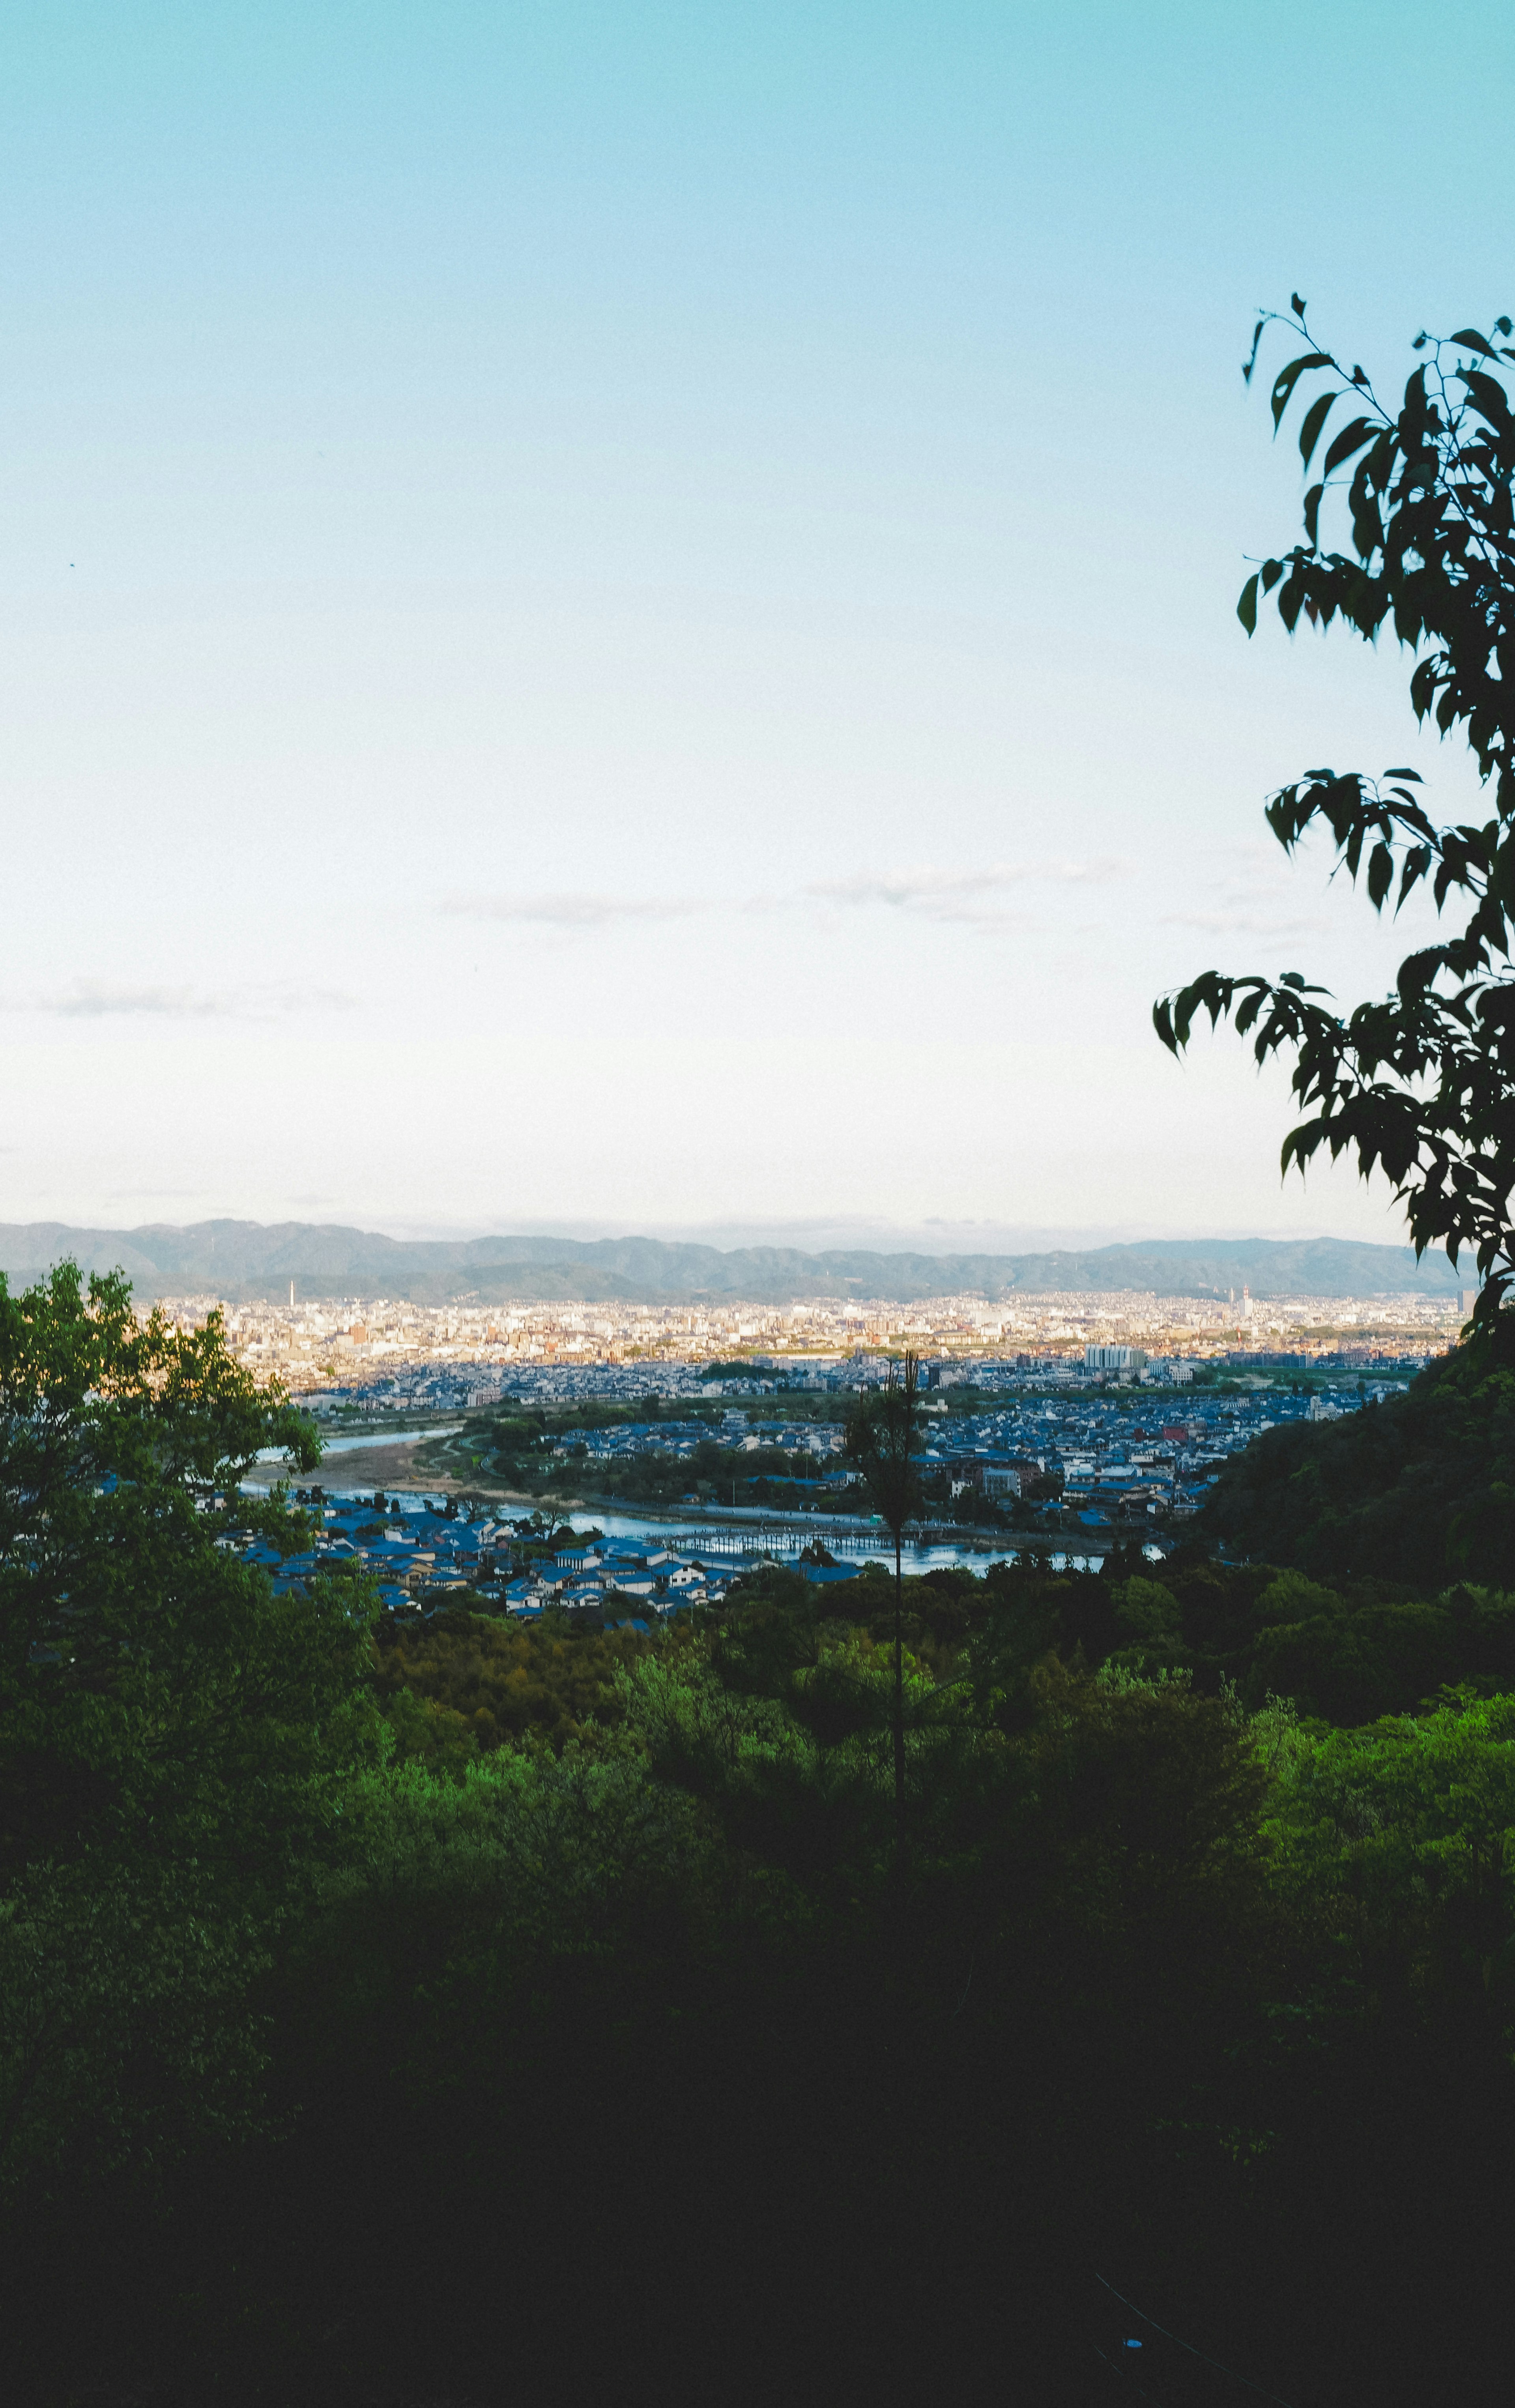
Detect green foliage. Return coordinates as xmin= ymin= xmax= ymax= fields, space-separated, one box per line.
xmin=1268 ymin=1690 xmax=1515 ymax=2040
xmin=1158 ymin=302 xmax=1515 ymax=1319
xmin=374 ymin=1609 xmax=665 ymax=1763
xmin=967 ymin=1543 xmax=1515 ymax=1727
xmin=314 ymin=1744 xmax=719 ymax=1987
xmin=1110 ymin=1573 xmax=1184 ymax=1654
xmin=0 ymin=1261 xmax=383 ymax=2200
xmin=1006 ymin=1660 xmax=1276 ymax=1986
xmin=1201 ymin=1333 xmax=1515 ymax=1585
xmin=13 ymin=1279 xmax=1515 ymax=2398
xmin=1255 ymin=1569 xmax=1344 ymax=1623
xmin=0 ymin=1855 xmax=272 ymax=2199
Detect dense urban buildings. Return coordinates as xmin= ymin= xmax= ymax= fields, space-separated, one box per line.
xmin=147 ymin=1283 xmax=1461 ymax=1407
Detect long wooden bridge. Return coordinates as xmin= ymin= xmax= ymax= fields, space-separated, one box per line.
xmin=649 ymin=1516 xmax=1113 ymax=1562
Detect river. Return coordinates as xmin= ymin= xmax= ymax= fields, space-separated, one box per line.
xmin=250 ymin=1425 xmax=464 ymax=1461
xmin=244 ymin=1430 xmax=1129 ymax=1573
xmin=253 ymin=1469 xmax=1108 ymax=1572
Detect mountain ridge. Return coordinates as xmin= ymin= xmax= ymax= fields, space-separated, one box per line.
xmin=0 ymin=1219 xmax=1465 ymax=1305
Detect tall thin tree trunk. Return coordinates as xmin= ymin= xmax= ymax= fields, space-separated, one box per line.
xmin=893 ymin=1526 xmax=905 ymax=1877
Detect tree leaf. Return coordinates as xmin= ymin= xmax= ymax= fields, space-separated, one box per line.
xmin=1298 ymin=390 xmax=1335 ymax=470
xmin=1270 ymin=353 xmax=1333 ymax=432
xmin=1303 ymin=484 xmax=1324 ymax=548
xmin=1277 ymin=568 xmax=1306 ymax=632
xmin=1236 ymin=574 xmax=1259 ymax=634
xmin=1321 ymin=415 xmax=1375 ymax=476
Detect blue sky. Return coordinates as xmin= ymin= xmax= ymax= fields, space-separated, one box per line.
xmin=3 ymin=2 xmax=1513 ymax=1248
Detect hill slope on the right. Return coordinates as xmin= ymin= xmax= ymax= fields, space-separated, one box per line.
xmin=1201 ymin=1322 xmax=1515 ymax=1588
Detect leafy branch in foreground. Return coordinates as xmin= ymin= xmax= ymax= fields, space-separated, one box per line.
xmin=1155 ymin=298 xmax=1515 ymax=1327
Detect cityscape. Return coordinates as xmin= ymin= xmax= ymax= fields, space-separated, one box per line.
xmin=176 ymin=1281 xmax=1463 ymax=1416
xmin=203 ymin=1276 xmax=1454 ymax=1615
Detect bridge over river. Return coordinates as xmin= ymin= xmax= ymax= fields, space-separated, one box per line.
xmin=643 ymin=1513 xmax=1118 ymax=1567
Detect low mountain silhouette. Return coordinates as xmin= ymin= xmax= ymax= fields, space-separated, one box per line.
xmin=0 ymin=1219 xmax=1465 ymax=1306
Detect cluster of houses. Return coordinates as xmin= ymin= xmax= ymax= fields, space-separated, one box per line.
xmin=919 ymin=1393 xmax=1345 ymax=1526
xmin=488 ymin=1534 xmax=738 ymax=1618
xmin=223 ymin=1377 xmax=1392 ymax=1611
xmin=563 ymin=1402 xmax=1247 ymax=1526
xmin=234 ymin=1496 xmax=746 ymax=1622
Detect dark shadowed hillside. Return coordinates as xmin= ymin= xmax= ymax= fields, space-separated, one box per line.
xmin=1201 ymin=1323 xmax=1515 ymax=1587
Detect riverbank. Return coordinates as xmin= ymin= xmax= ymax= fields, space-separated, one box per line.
xmin=245 ymin=1433 xmax=477 ymax=1495
xmin=244 ymin=1442 xmax=1117 ymax=1570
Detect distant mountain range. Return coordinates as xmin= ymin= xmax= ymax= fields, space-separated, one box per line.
xmin=0 ymin=1219 xmax=1466 ymax=1305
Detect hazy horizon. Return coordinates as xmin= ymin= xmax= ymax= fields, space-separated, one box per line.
xmin=0 ymin=1207 xmax=1431 ymax=1256
xmin=0 ymin=1204 xmax=1459 ymax=1269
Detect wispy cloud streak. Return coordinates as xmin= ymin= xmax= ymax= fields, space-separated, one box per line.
xmin=1159 ymin=909 xmax=1326 ymax=940
xmin=443 ymin=860 xmax=1126 ymax=935
xmin=805 ymin=859 xmax=1127 ymax=926
xmin=441 ymin=893 xmax=701 ymax=928
xmin=9 ymin=981 xmax=356 ymax=1020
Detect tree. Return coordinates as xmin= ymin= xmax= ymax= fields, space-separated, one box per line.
xmin=0 ymin=1265 xmax=337 ymax=1841
xmin=844 ymin=1353 xmax=924 ymax=1865
xmin=1268 ymin=1689 xmax=1515 ymax=2044
xmin=1155 ymin=299 xmax=1515 ymax=1330
xmin=0 ymin=1263 xmax=381 ymax=2194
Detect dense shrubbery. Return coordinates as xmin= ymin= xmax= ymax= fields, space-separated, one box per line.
xmin=490 ymin=1426 xmax=842 ymax=1508
xmin=683 ymin=1550 xmax=1515 ymax=1728
xmin=7 ymin=1271 xmax=1515 ymax=2401
xmin=373 ymin=1605 xmax=668 ymax=1764
xmin=1201 ymin=1320 xmax=1515 ymax=1586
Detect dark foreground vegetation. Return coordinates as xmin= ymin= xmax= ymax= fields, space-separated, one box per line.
xmin=6 ymin=1268 xmax=1515 ymax=2406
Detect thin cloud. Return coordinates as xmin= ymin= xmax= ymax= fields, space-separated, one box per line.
xmin=806 ymin=860 xmax=1128 ymax=926
xmin=1163 ymin=838 xmax=1343 ymax=946
xmin=1160 ymin=909 xmax=1326 ymax=940
xmin=50 ymin=984 xmax=233 ymax=1019
xmin=441 ymin=893 xmax=701 ymax=928
xmin=13 ymin=981 xmax=356 ymax=1020
xmin=439 ymin=862 xmax=1126 ymax=936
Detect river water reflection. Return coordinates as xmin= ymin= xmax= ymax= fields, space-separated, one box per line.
xmin=254 ymin=1462 xmax=1111 ymax=1575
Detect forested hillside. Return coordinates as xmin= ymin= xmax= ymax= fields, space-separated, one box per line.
xmin=6 ymin=1266 xmax=1515 ymax=2403
xmin=1201 ymin=1321 xmax=1515 ymax=1587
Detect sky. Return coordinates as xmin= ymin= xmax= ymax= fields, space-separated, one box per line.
xmin=3 ymin=1 xmax=1513 ymax=1252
